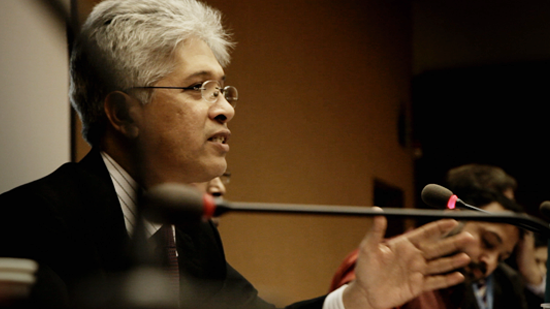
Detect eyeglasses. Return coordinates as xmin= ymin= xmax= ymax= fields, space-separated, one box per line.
xmin=220 ymin=171 xmax=231 ymax=185
xmin=131 ymin=80 xmax=238 ymax=107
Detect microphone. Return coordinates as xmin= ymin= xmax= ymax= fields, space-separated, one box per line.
xmin=421 ymin=184 xmax=489 ymax=213
xmin=141 ymin=183 xmax=550 ymax=237
xmin=421 ymin=184 xmax=550 ymax=236
xmin=540 ymin=201 xmax=550 ymax=220
xmin=141 ymin=183 xmax=216 ymax=225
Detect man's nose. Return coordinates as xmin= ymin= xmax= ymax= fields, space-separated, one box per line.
xmin=210 ymin=95 xmax=235 ymax=124
xmin=479 ymin=252 xmax=499 ymax=276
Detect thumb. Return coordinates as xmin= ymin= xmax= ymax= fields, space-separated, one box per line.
xmin=362 ymin=207 xmax=387 ymax=250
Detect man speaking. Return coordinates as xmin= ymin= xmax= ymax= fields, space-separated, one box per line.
xmin=0 ymin=1 xmax=475 ymax=308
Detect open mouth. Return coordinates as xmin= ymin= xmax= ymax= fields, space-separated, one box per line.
xmin=208 ymin=136 xmax=227 ymax=144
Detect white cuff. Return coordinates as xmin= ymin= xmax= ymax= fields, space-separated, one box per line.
xmin=323 ymin=284 xmax=348 ymax=309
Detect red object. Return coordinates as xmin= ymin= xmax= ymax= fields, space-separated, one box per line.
xmin=203 ymin=193 xmax=216 ymax=219
xmin=329 ymin=248 xmax=359 ymax=292
xmin=447 ymin=195 xmax=458 ymax=210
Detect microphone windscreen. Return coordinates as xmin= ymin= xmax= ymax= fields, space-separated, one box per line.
xmin=141 ymin=183 xmax=205 ymax=225
xmin=421 ymin=184 xmax=454 ymax=209
xmin=539 ymin=201 xmax=550 ymax=219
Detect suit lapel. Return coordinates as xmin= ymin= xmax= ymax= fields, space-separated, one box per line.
xmin=75 ymin=149 xmax=132 ymax=272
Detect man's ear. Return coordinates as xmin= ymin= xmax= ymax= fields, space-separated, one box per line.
xmin=104 ymin=91 xmax=140 ymax=139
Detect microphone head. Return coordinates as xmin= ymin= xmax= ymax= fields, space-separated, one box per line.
xmin=421 ymin=184 xmax=454 ymax=209
xmin=539 ymin=201 xmax=550 ymax=220
xmin=141 ymin=183 xmax=205 ymax=226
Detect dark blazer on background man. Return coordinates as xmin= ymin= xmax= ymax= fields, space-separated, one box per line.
xmin=400 ymin=263 xmax=528 ymax=309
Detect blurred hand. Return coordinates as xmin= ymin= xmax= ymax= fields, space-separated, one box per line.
xmin=516 ymin=231 xmax=543 ymax=285
xmin=343 ymin=211 xmax=474 ymax=309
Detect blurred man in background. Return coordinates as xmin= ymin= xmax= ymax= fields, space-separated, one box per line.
xmin=331 ymin=191 xmax=528 ymax=309
xmin=446 ymin=164 xmax=545 ymax=308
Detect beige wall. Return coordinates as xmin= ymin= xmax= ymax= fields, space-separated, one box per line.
xmin=0 ymin=0 xmax=70 ymax=194
xmin=204 ymin=0 xmax=414 ymax=305
xmin=73 ymin=0 xmax=414 ymax=306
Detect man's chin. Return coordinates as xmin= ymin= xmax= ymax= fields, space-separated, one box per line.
xmin=460 ymin=267 xmax=486 ymax=284
xmin=197 ymin=160 xmax=227 ymax=181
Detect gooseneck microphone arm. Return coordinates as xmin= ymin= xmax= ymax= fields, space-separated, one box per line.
xmin=213 ymin=201 xmax=550 ymax=237
xmin=420 ymin=184 xmax=547 ymax=235
xmin=142 ymin=183 xmax=550 ymax=238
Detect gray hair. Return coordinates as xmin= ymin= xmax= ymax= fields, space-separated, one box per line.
xmin=69 ymin=0 xmax=234 ymax=146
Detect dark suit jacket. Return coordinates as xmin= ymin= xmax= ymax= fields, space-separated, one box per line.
xmin=0 ymin=149 xmax=325 ymax=309
xmin=400 ymin=263 xmax=528 ymax=309
xmin=456 ymin=263 xmax=528 ymax=309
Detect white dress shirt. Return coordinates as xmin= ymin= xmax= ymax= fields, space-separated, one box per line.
xmin=101 ymin=151 xmax=161 ymax=237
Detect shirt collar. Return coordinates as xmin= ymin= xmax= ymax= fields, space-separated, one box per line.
xmin=100 ymin=151 xmax=161 ymax=237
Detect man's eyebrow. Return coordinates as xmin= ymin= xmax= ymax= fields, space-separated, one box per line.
xmin=483 ymin=229 xmax=503 ymax=245
xmin=486 ymin=230 xmax=503 ymax=245
xmin=185 ymin=71 xmax=226 ymax=81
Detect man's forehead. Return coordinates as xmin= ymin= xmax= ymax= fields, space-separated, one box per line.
xmin=481 ymin=202 xmax=520 ymax=246
xmin=482 ymin=201 xmax=505 ymax=212
xmin=176 ymin=38 xmax=225 ymax=79
xmin=485 ymin=223 xmax=520 ymax=251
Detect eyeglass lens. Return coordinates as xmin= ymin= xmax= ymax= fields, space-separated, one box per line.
xmin=220 ymin=171 xmax=231 ymax=184
xmin=203 ymin=81 xmax=238 ymax=107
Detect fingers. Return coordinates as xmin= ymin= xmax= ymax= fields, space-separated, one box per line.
xmin=423 ymin=271 xmax=466 ymax=292
xmin=405 ymin=219 xmax=459 ymax=246
xmin=424 ymin=252 xmax=470 ymax=275
xmin=520 ymin=231 xmax=535 ymax=250
xmin=420 ymin=230 xmax=475 ymax=260
xmin=516 ymin=231 xmax=535 ymax=261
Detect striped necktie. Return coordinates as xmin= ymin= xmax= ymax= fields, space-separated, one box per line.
xmin=156 ymin=224 xmax=180 ymax=296
xmin=474 ymin=279 xmax=488 ymax=309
